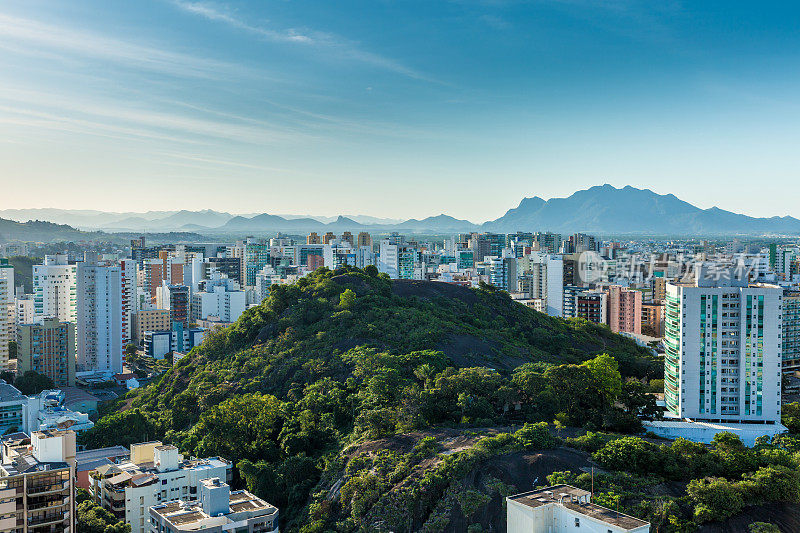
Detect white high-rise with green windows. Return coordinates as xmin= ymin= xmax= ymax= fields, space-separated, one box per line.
xmin=664 ymin=269 xmax=783 ymax=425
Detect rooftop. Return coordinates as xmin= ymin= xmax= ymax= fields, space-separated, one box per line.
xmin=508 ymin=485 xmax=649 ymax=531
xmin=151 ymin=490 xmax=277 ymax=529
xmin=0 ymin=382 xmax=26 ymax=403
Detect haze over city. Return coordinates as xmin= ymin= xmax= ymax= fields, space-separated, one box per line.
xmin=2 ymin=1 xmax=800 ymax=219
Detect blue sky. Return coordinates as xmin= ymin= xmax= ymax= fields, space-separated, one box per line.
xmin=1 ymin=0 xmax=799 ymax=221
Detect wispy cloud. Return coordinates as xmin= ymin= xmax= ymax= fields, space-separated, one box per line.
xmin=0 ymin=12 xmax=240 ymax=78
xmin=0 ymin=86 xmax=307 ymax=146
xmin=170 ymin=1 xmax=437 ymax=82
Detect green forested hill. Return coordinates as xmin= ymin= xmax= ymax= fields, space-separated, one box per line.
xmin=84 ymin=267 xmax=663 ymax=530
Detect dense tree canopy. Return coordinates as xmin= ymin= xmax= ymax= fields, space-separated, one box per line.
xmin=80 ymin=267 xmax=665 ymax=530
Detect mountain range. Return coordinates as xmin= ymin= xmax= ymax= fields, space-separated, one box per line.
xmin=3 ymin=185 xmax=800 ymax=237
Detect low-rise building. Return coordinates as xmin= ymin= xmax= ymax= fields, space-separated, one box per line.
xmin=144 ymin=322 xmax=205 ymax=359
xmin=507 ymin=485 xmax=650 ymax=533
xmin=149 ymin=478 xmax=278 ymax=533
xmin=91 ymin=441 xmax=232 ymax=533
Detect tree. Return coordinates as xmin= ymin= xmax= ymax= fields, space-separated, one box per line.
xmin=14 ymin=370 xmax=54 ymax=395
xmin=593 ymin=437 xmax=661 ymax=474
xmin=339 ymin=288 xmax=357 ymax=309
xmin=76 ymin=499 xmax=131 ymax=533
xmin=782 ymin=402 xmax=800 ymax=434
xmin=8 ymin=341 xmax=17 ymax=359
xmin=687 ymin=477 xmax=744 ymax=523
xmin=581 ymin=353 xmax=623 ymax=403
xmin=749 ymin=523 xmax=780 ymax=533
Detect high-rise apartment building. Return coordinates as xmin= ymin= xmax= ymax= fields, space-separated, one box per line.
xmin=357 ymin=232 xmax=372 ymax=248
xmin=77 ymin=253 xmax=123 ymax=374
xmin=204 ymin=257 xmax=243 ymax=286
xmin=17 ymin=318 xmax=76 ymax=386
xmin=120 ymin=258 xmax=136 ymax=347
xmin=532 ymin=232 xmax=562 ymax=254
xmin=782 ymin=292 xmax=800 ymax=372
xmin=155 ymin=284 xmax=190 ymax=326
xmin=306 ymin=232 xmax=320 ymax=245
xmin=0 ymin=260 xmax=12 ymax=370
xmin=243 ymin=239 xmax=270 ymax=287
xmin=664 ymin=270 xmax=782 ymax=425
xmin=606 ymin=285 xmax=642 ymax=335
xmin=574 ymin=290 xmax=607 ymax=324
xmin=33 ymin=255 xmax=77 ymax=323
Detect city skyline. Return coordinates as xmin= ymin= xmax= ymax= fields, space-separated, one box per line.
xmin=3 ymin=1 xmax=800 ymax=220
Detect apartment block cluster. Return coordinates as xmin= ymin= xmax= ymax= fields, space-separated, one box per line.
xmin=0 ymin=427 xmax=279 ymax=533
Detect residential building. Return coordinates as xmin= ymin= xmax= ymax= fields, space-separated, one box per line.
xmin=17 ymin=318 xmax=76 ymax=386
xmin=340 ymin=231 xmax=354 ymax=246
xmin=487 ymin=256 xmax=516 ymax=291
xmin=15 ymin=296 xmax=34 ymax=327
xmin=0 ymin=430 xmax=77 ymax=533
xmin=782 ymin=292 xmax=800 ymax=372
xmin=155 ymin=283 xmax=190 ymax=326
xmin=243 ymin=239 xmax=270 ymax=287
xmin=149 ymin=478 xmax=279 ymax=533
xmin=306 ymin=232 xmax=320 ymax=245
xmin=24 ymin=389 xmax=94 ymax=434
xmin=32 ymin=254 xmax=77 ymax=323
xmin=144 ymin=323 xmax=205 ymax=359
xmin=532 ymin=232 xmax=562 ymax=254
xmin=357 ymin=232 xmax=372 ymax=247
xmin=574 ymin=290 xmax=607 ymax=324
xmin=191 ymin=274 xmax=245 ymax=323
xmin=0 ymin=382 xmax=26 ymax=435
xmin=204 ymin=257 xmax=243 ymax=287
xmin=132 ymin=309 xmax=172 ymax=345
xmin=90 ymin=441 xmax=232 ymax=533
xmin=606 ymin=285 xmax=642 ymax=335
xmin=0 ymin=269 xmax=10 ymax=371
xmin=641 ymin=301 xmax=665 ymax=337
xmin=507 ymin=485 xmax=649 ymax=533
xmin=77 ymin=253 xmax=124 ymax=374
xmin=75 ymin=445 xmax=130 ymax=490
xmin=120 ymin=258 xmax=136 ymax=347
xmin=663 ymin=269 xmax=783 ymax=427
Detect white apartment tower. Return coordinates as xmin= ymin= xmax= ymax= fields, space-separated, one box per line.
xmin=664 ymin=267 xmax=783 ymax=425
xmin=77 ymin=253 xmax=124 ymax=373
xmin=33 ymin=254 xmax=77 ymax=323
xmin=0 ymin=261 xmax=12 ymax=370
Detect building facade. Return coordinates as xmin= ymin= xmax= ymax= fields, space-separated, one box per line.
xmin=17 ymin=318 xmax=76 ymax=387
xmin=0 ymin=430 xmax=77 ymax=533
xmin=77 ymin=253 xmax=124 ymax=374
xmin=664 ymin=273 xmax=782 ymax=425
xmin=33 ymin=255 xmax=77 ymax=323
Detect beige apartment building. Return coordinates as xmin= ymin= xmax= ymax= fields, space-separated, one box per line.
xmin=132 ymin=309 xmax=172 ymax=344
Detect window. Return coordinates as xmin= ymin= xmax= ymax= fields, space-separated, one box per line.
xmin=575 ymin=518 xmax=580 ymax=527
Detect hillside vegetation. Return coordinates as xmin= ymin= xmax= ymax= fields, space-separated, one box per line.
xmin=84 ymin=267 xmax=663 ymax=530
